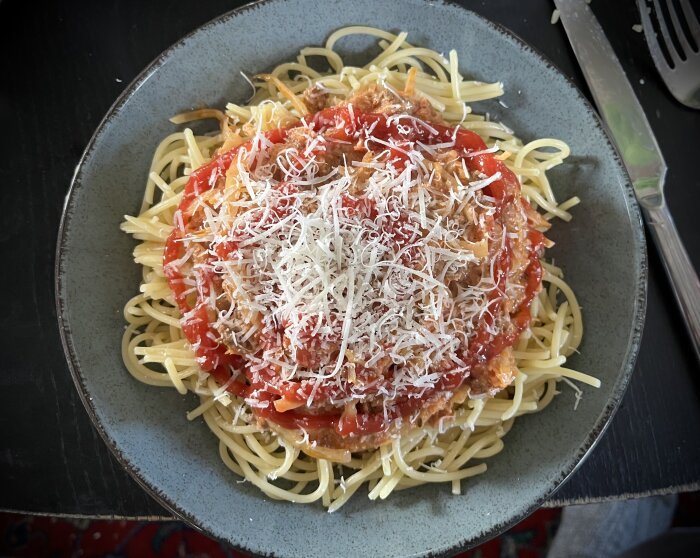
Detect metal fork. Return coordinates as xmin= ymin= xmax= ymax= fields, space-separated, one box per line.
xmin=638 ymin=0 xmax=700 ymax=108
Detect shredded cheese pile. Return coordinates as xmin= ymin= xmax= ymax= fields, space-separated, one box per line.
xmin=176 ymin=109 xmax=517 ymax=411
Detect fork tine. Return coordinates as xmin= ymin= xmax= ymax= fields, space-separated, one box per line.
xmin=652 ymin=0 xmax=682 ymax=65
xmin=678 ymin=0 xmax=700 ymax=40
xmin=666 ymin=0 xmax=693 ymax=57
xmin=639 ymin=0 xmax=674 ymax=69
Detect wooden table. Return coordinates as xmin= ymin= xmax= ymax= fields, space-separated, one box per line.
xmin=1 ymin=0 xmax=698 ymax=519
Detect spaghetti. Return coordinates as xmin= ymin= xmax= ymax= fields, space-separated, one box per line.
xmin=121 ymin=27 xmax=599 ymax=511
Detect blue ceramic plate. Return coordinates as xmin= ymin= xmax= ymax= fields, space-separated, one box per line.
xmin=56 ymin=1 xmax=646 ymax=556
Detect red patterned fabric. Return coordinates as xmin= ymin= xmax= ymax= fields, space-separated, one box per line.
xmin=0 ymin=516 xmax=242 ymax=558
xmin=0 ymin=506 xmax=562 ymax=558
xmin=0 ymin=507 xmax=561 ymax=558
xmin=4 ymin=494 xmax=697 ymax=556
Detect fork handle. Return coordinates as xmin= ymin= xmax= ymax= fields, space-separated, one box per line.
xmin=644 ymin=203 xmax=700 ymax=363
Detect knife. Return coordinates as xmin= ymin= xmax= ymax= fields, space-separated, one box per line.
xmin=554 ymin=0 xmax=700 ymax=363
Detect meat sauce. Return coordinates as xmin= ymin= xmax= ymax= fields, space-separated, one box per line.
xmin=163 ymin=100 xmax=544 ymax=448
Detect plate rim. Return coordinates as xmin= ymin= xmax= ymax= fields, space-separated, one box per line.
xmin=55 ymin=0 xmax=648 ymax=555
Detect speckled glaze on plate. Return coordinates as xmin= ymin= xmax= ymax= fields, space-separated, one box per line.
xmin=56 ymin=0 xmax=646 ymax=556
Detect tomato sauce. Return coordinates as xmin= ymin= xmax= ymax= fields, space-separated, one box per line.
xmin=163 ymin=106 xmax=544 ymax=439
xmin=163 ymin=128 xmax=291 ymax=387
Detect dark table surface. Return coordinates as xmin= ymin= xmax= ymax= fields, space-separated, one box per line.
xmin=1 ymin=0 xmax=699 ymax=519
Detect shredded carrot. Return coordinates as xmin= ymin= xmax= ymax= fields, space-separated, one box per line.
xmin=404 ymin=66 xmax=417 ymax=96
xmin=258 ymin=74 xmax=309 ymax=116
xmin=223 ymin=164 xmax=245 ymax=219
xmin=274 ymin=398 xmax=306 ymax=412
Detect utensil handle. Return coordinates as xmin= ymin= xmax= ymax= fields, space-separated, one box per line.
xmin=644 ymin=203 xmax=700 ymax=363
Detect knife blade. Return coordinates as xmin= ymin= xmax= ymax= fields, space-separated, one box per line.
xmin=554 ymin=0 xmax=700 ymax=362
xmin=555 ymin=0 xmax=666 ymax=205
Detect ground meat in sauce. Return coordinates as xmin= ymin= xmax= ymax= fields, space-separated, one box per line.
xmin=290 ymin=392 xmax=458 ymax=453
xmin=468 ymin=346 xmax=517 ymax=395
xmin=346 ymin=84 xmax=449 ymax=125
xmin=302 ymin=85 xmax=329 ymax=113
xmin=178 ymin=84 xmax=542 ymax=452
